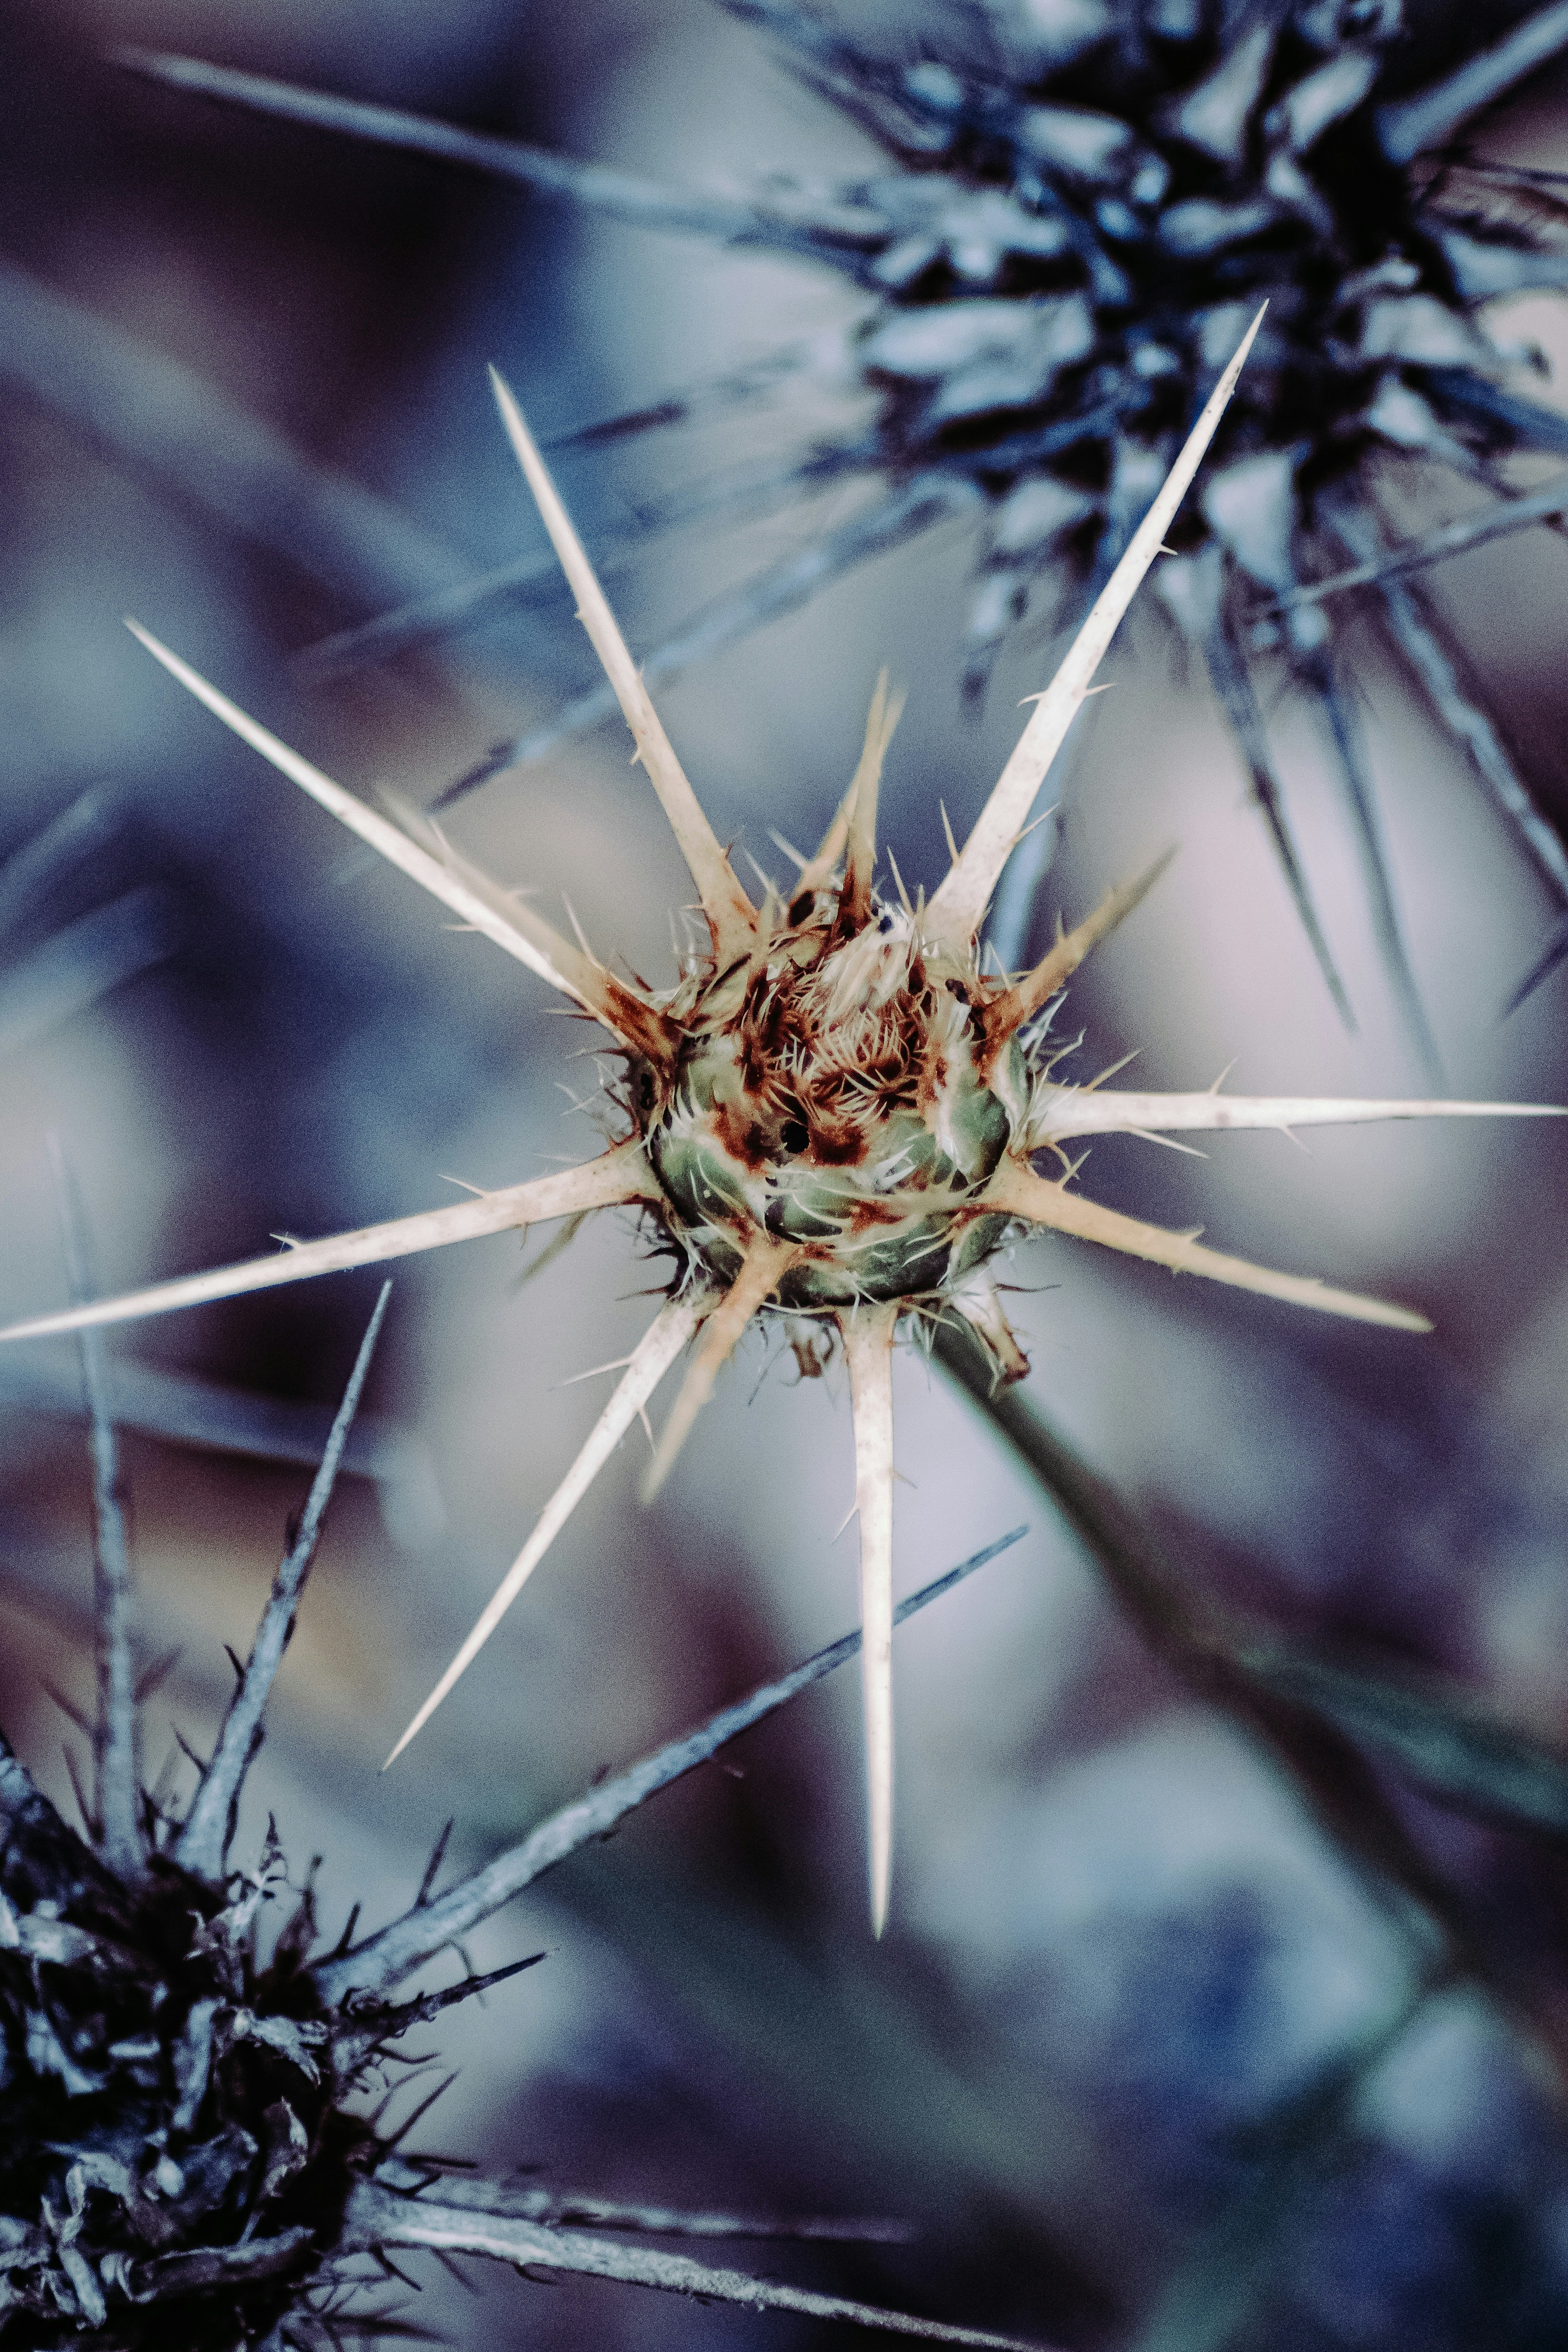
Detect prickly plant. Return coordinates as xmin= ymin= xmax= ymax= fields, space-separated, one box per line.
xmin=1 ymin=1247 xmax=1046 ymax=2348
xmin=0 ymin=320 xmax=1557 ymax=1937
xmin=118 ymin=1 xmax=1568 ymax=1031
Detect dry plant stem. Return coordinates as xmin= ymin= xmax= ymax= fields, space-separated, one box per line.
xmin=116 ymin=48 xmax=892 ymax=260
xmin=1034 ymin=1093 xmax=1563 ymax=1142
xmin=842 ymin=1302 xmax=897 ymax=1938
xmin=642 ymin=1239 xmax=802 ymax=1501
xmin=488 ymin=367 xmax=757 ymax=962
xmin=1376 ymin=0 xmax=1568 ymax=161
xmin=1276 ymin=470 xmax=1568 ymax=618
xmin=176 ymin=1285 xmax=391 ymax=1879
xmin=0 ymin=1143 xmax=653 ymax=1342
xmin=924 ymin=306 xmax=1265 ymax=954
xmin=123 ymin=623 xmax=631 ymax=1030
xmin=312 ymin=1525 xmax=1026 ymax=2005
xmin=938 ymin=1324 xmax=1568 ymax=2330
xmin=1322 ymin=502 xmax=1568 ymax=913
xmin=49 ymin=1142 xmax=139 ymax=1878
xmin=385 ymin=1290 xmax=707 ymax=1767
xmin=1310 ymin=649 xmax=1439 ymax=1083
xmin=1199 ymin=609 xmax=1354 ymax=1027
xmin=391 ymin=2180 xmax=917 ymax=2241
xmin=300 ymin=439 xmax=858 ymax=680
xmin=346 ymin=2183 xmax=1060 ymax=2352
xmin=986 ymin=1162 xmax=1431 ymax=1331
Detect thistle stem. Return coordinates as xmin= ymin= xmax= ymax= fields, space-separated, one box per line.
xmin=347 ymin=2182 xmax=1059 ymax=2348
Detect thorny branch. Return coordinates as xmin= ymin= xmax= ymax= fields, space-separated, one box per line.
xmin=48 ymin=1142 xmax=139 ymax=1878
xmin=175 ymin=1285 xmax=392 ymax=1880
xmin=312 ymin=1525 xmax=1026 ymax=2003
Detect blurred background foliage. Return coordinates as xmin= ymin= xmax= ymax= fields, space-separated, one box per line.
xmin=5 ymin=2 xmax=1568 ymax=2347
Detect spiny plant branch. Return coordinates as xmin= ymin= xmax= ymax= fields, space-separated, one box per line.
xmin=1321 ymin=494 xmax=1568 ymax=934
xmin=430 ymin=471 xmax=978 ymax=810
xmin=1307 ymin=644 xmax=1440 ymax=1082
xmin=1376 ymin=2 xmax=1568 ymax=162
xmin=175 ymin=1284 xmax=392 ymax=1881
xmin=1196 ymin=602 xmax=1354 ymax=1027
xmin=0 ymin=1429 xmax=1030 ymax=2345
xmin=365 ymin=2169 xmax=916 ymax=2240
xmin=343 ymin=2183 xmax=1062 ymax=2349
xmin=114 ymin=48 xmax=896 ymax=263
xmin=297 ymin=438 xmax=868 ymax=680
xmin=313 ymin=1524 xmax=1027 ymax=2005
xmin=47 ymin=1140 xmax=139 ymax=1878
xmin=1274 ymin=468 xmax=1568 ymax=620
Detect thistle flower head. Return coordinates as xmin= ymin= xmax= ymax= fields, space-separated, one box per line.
xmin=0 ymin=317 xmax=1561 ymax=1944
xmin=639 ymin=831 xmax=1020 ymax=1317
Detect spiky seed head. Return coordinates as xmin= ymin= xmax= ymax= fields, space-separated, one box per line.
xmin=5 ymin=321 xmax=1559 ymax=1924
xmin=638 ymin=887 xmax=1023 ymax=1316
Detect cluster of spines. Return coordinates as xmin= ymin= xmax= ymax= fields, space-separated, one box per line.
xmin=2 ymin=1254 xmax=1047 ymax=2345
xmin=0 ymin=315 xmax=1559 ymax=1943
xmin=109 ymin=5 xmax=1568 ymax=1029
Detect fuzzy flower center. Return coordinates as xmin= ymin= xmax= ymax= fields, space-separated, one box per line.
xmin=639 ymin=892 xmax=1027 ymax=1309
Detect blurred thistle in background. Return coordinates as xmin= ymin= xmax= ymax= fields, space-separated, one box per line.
xmin=2 ymin=1261 xmax=1040 ymax=2345
xmin=115 ymin=0 xmax=1568 ymax=1048
xmin=5 ymin=3 xmax=1568 ymax=2351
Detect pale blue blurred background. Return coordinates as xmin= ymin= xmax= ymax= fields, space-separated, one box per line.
xmin=5 ymin=5 xmax=1568 ymax=2347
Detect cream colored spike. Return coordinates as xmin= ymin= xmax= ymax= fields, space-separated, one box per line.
xmin=841 ymin=1301 xmax=898 ymax=1938
xmin=488 ymin=368 xmax=757 ymax=965
xmin=126 ymin=622 xmax=649 ymax=1047
xmin=986 ymin=1160 xmax=1431 ymax=1331
xmin=385 ymin=1291 xmax=707 ymax=1767
xmin=0 ymin=1141 xmax=656 ymax=1343
xmin=1034 ymin=1092 xmax=1568 ymax=1144
xmin=793 ymin=679 xmax=904 ymax=899
xmin=925 ymin=305 xmax=1266 ymax=953
xmin=640 ymin=1234 xmax=803 ymax=1501
xmin=842 ymin=671 xmax=906 ymax=923
xmin=983 ymin=848 xmax=1174 ymax=1056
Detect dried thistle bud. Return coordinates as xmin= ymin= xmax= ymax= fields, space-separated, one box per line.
xmin=0 ymin=320 xmax=1560 ymax=1940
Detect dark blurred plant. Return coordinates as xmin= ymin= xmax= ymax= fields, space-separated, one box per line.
xmin=0 ymin=1249 xmax=1041 ymax=2346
